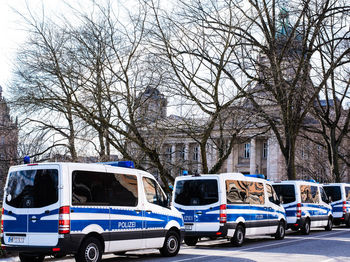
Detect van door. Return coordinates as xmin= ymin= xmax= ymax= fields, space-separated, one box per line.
xmin=4 ymin=166 xmax=60 ymax=246
xmin=106 ymin=172 xmax=143 ymax=252
xmin=266 ymin=184 xmax=280 ymax=234
xmin=247 ymin=181 xmax=269 ymax=235
xmin=142 ymin=176 xmax=169 ymax=249
xmin=174 ymin=178 xmax=220 ymax=233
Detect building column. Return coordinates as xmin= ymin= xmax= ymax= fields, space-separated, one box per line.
xmin=227 ymin=142 xmax=234 ymax=173
xmin=267 ymin=137 xmax=279 ymax=181
xmin=250 ymin=138 xmax=256 ymax=174
xmin=197 ymin=144 xmax=201 ymax=174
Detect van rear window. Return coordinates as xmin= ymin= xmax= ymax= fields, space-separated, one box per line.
xmin=5 ymin=169 xmax=58 ymax=208
xmin=272 ymin=184 xmax=296 ymax=204
xmin=174 ymin=179 xmax=218 ymax=206
xmin=324 ymin=186 xmax=341 ymax=202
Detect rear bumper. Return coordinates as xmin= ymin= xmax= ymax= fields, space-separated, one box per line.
xmin=184 ymin=223 xmax=231 ymax=238
xmin=287 ymin=217 xmax=306 ymax=230
xmin=1 ymin=234 xmax=84 ymax=255
xmin=334 ymin=213 xmax=350 ymax=224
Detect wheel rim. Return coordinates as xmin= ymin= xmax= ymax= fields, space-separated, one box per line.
xmin=329 ymin=219 xmax=332 ymax=228
xmin=85 ymin=243 xmax=99 ymax=262
xmin=237 ymin=229 xmax=244 ymax=243
xmin=306 ymin=222 xmax=310 ymax=233
xmin=280 ymin=225 xmax=285 ymax=237
xmin=167 ymin=235 xmax=178 ymax=253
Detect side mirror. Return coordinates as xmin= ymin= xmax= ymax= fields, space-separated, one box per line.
xmin=166 ymin=193 xmax=172 ymax=207
xmin=328 ymin=196 xmax=332 ymax=203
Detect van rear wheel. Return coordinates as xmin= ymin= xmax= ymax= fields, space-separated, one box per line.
xmin=19 ymin=253 xmax=45 ymax=262
xmin=301 ymin=219 xmax=310 ymax=235
xmin=75 ymin=237 xmax=103 ymax=262
xmin=231 ymin=224 xmax=245 ymax=247
xmin=184 ymin=236 xmax=198 ymax=246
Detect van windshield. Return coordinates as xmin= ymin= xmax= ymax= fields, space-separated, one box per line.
xmin=5 ymin=169 xmax=58 ymax=208
xmin=272 ymin=184 xmax=296 ymax=204
xmin=324 ymin=186 xmax=342 ymax=202
xmin=174 ymin=179 xmax=218 ymax=206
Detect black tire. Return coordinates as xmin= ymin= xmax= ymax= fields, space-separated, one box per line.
xmin=19 ymin=253 xmax=45 ymax=262
xmin=346 ymin=218 xmax=350 ymax=227
xmin=275 ymin=221 xmax=286 ymax=240
xmin=325 ymin=216 xmax=333 ymax=231
xmin=160 ymin=230 xmax=180 ymax=257
xmin=301 ymin=219 xmax=311 ymax=235
xmin=184 ymin=236 xmax=198 ymax=246
xmin=75 ymin=237 xmax=103 ymax=262
xmin=231 ymin=224 xmax=245 ymax=247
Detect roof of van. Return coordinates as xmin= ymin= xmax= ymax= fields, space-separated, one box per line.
xmin=8 ymin=162 xmax=151 ymax=176
xmin=175 ymin=172 xmax=267 ymax=182
xmin=324 ymin=183 xmax=350 ymax=186
xmin=272 ymin=180 xmax=320 ymax=186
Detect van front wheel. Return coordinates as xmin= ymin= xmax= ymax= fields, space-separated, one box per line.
xmin=275 ymin=221 xmax=286 ymax=240
xmin=325 ymin=217 xmax=333 ymax=231
xmin=75 ymin=237 xmax=103 ymax=262
xmin=160 ymin=230 xmax=180 ymax=257
xmin=231 ymin=224 xmax=245 ymax=247
xmin=19 ymin=253 xmax=45 ymax=262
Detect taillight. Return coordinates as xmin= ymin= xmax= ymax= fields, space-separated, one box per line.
xmin=343 ymin=201 xmax=347 ymax=214
xmin=296 ymin=203 xmax=302 ymax=218
xmin=59 ymin=206 xmax=70 ymax=234
xmin=1 ymin=208 xmax=4 ymax=233
xmin=219 ymin=204 xmax=227 ymax=223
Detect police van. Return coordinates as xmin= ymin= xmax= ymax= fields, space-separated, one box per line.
xmin=172 ymin=173 xmax=286 ymax=247
xmin=272 ymin=180 xmax=333 ymax=234
xmin=1 ymin=161 xmax=184 ymax=262
xmin=323 ymin=183 xmax=350 ymax=226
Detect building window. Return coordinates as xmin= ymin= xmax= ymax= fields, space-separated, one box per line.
xmin=180 ymin=146 xmax=185 ymax=160
xmin=193 ymin=146 xmax=199 ymax=161
xmin=166 ymin=146 xmax=172 ymax=161
xmin=263 ymin=142 xmax=268 ymax=159
xmin=244 ymin=143 xmax=250 ymax=158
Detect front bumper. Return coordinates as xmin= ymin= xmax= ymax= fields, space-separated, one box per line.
xmin=287 ymin=217 xmax=306 ymax=230
xmin=183 ymin=223 xmax=232 ymax=238
xmin=334 ymin=213 xmax=350 ymax=225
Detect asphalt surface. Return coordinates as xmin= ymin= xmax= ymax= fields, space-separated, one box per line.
xmin=2 ymin=227 xmax=350 ymax=262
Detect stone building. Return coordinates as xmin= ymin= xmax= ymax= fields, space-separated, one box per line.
xmin=0 ymin=86 xmax=18 ymax=197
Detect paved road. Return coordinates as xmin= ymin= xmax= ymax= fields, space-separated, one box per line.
xmin=3 ymin=227 xmax=350 ymax=262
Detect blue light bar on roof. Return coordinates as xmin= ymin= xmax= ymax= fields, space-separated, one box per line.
xmin=100 ymin=161 xmax=135 ymax=168
xmin=304 ymin=179 xmax=316 ymax=183
xmin=244 ymin=174 xmax=265 ymax=179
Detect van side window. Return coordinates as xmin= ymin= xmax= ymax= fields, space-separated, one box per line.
xmin=319 ymin=187 xmax=328 ymax=203
xmin=72 ymin=171 xmax=109 ymax=205
xmin=266 ymin=184 xmax=279 ymax=204
xmin=226 ymin=180 xmax=249 ymax=204
xmin=345 ymin=187 xmax=350 ymax=201
xmin=247 ymin=182 xmax=265 ymax=205
xmin=110 ymin=174 xmax=138 ymax=207
xmin=143 ymin=177 xmax=166 ymax=206
xmin=324 ymin=186 xmax=341 ymax=202
xmin=273 ymin=184 xmax=296 ymax=204
xmin=300 ymin=185 xmax=319 ymax=203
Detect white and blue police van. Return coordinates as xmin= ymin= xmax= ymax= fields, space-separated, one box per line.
xmin=272 ymin=180 xmax=333 ymax=234
xmin=323 ymin=183 xmax=350 ymax=226
xmin=173 ymin=173 xmax=286 ymax=247
xmin=1 ymin=161 xmax=184 ymax=262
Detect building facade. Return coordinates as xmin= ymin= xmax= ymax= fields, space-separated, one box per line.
xmin=0 ymin=86 xmax=18 ymax=198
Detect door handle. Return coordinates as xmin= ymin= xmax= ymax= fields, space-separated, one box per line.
xmin=196 ymin=211 xmax=202 ymax=215
xmin=30 ymin=216 xmax=37 ymax=221
xmin=8 ymin=211 xmax=12 ymax=215
xmin=146 ymin=210 xmax=152 ymax=213
xmin=45 ymin=210 xmax=50 ymax=214
xmin=135 ymin=209 xmax=142 ymax=214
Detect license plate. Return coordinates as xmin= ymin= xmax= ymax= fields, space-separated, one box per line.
xmin=185 ymin=225 xmax=193 ymax=230
xmin=8 ymin=236 xmax=25 ymax=243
